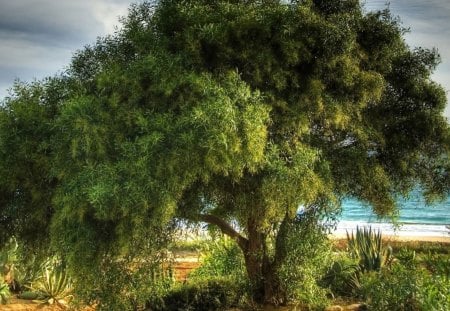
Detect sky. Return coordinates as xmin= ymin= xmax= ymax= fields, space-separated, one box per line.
xmin=0 ymin=0 xmax=450 ymax=118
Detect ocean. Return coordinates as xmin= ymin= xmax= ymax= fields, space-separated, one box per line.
xmin=337 ymin=190 xmax=450 ymax=237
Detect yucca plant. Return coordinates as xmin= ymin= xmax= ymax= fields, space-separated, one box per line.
xmin=0 ymin=279 xmax=11 ymax=304
xmin=29 ymin=258 xmax=73 ymax=308
xmin=347 ymin=226 xmax=393 ymax=272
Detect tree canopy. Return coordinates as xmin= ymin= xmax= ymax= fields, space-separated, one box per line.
xmin=1 ymin=0 xmax=449 ymax=305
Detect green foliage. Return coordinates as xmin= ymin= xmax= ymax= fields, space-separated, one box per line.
xmin=417 ymin=275 xmax=450 ymax=311
xmin=189 ymin=236 xmax=246 ymax=280
xmin=150 ymin=277 xmax=243 ymax=311
xmin=359 ymin=263 xmax=450 ymax=311
xmin=168 ymin=236 xmax=252 ymax=309
xmin=278 ymin=218 xmax=333 ymax=308
xmin=359 ymin=265 xmax=419 ymax=311
xmin=0 ymin=78 xmax=69 ymax=247
xmin=395 ymin=247 xmax=417 ymax=268
xmin=347 ymin=226 xmax=393 ymax=272
xmin=0 ymin=238 xmax=51 ymax=292
xmin=71 ymin=248 xmax=175 ymax=311
xmin=13 ymin=252 xmax=46 ymax=293
xmin=30 ymin=257 xmax=73 ymax=307
xmin=0 ymin=279 xmax=10 ymax=304
xmin=0 ymin=237 xmax=18 ymax=285
xmin=169 ymin=238 xmax=205 ymax=253
xmin=321 ymin=254 xmax=361 ymax=297
xmin=421 ymin=251 xmax=450 ymax=277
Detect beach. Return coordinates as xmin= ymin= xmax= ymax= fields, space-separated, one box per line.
xmin=330 ymin=232 xmax=450 ymax=243
xmin=332 ymin=221 xmax=450 ymax=243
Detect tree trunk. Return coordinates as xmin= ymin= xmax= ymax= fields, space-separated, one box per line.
xmin=197 ymin=213 xmax=289 ymax=305
xmin=243 ymin=218 xmax=287 ymax=305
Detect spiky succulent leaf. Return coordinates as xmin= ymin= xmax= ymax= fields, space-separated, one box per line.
xmin=347 ymin=226 xmax=392 ymax=272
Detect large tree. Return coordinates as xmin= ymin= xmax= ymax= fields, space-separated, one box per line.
xmin=1 ymin=0 xmax=449 ymax=305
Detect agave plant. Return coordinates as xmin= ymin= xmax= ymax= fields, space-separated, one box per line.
xmin=0 ymin=279 xmax=11 ymax=304
xmin=30 ymin=258 xmax=73 ymax=308
xmin=346 ymin=226 xmax=393 ymax=272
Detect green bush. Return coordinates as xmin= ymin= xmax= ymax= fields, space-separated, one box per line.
xmin=170 ymin=236 xmax=252 ymax=309
xmin=417 ymin=275 xmax=450 ymax=311
xmin=188 ymin=236 xmax=246 ymax=281
xmin=150 ymin=277 xmax=242 ymax=311
xmin=359 ymin=265 xmax=419 ymax=311
xmin=421 ymin=251 xmax=450 ymax=277
xmin=395 ymin=248 xmax=417 ymax=268
xmin=278 ymin=218 xmax=332 ymax=309
xmin=0 ymin=279 xmax=10 ymax=304
xmin=359 ymin=263 xmax=450 ymax=311
xmin=75 ymin=254 xmax=175 ymax=311
xmin=320 ymin=254 xmax=361 ymax=297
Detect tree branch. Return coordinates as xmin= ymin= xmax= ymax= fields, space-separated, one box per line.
xmin=198 ymin=214 xmax=248 ymax=251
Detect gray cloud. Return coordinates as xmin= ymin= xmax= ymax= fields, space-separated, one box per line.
xmin=0 ymin=0 xmax=132 ymax=98
xmin=1 ymin=0 xmax=450 ymax=119
xmin=0 ymin=1 xmax=121 ymax=45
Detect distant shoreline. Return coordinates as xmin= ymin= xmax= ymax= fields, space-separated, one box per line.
xmin=330 ymin=233 xmax=450 ymax=243
xmin=333 ymin=220 xmax=450 ymax=239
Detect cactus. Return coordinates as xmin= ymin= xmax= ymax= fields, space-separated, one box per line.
xmin=346 ymin=226 xmax=393 ymax=272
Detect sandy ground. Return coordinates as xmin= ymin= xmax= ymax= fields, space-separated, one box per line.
xmin=330 ymin=233 xmax=450 ymax=243
xmin=0 ymin=299 xmax=72 ymax=311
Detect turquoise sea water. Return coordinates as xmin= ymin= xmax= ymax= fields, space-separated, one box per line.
xmin=338 ymin=190 xmax=450 ymax=237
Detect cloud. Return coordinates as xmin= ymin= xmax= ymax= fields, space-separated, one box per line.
xmin=0 ymin=0 xmax=132 ymax=97
xmin=90 ymin=0 xmax=132 ymax=35
xmin=0 ymin=2 xmax=98 ymax=45
xmin=0 ymin=0 xmax=131 ymax=44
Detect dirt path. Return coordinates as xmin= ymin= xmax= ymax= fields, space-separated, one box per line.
xmin=0 ymin=299 xmax=62 ymax=311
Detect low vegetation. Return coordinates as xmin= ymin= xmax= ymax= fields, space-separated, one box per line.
xmin=0 ymin=227 xmax=449 ymax=310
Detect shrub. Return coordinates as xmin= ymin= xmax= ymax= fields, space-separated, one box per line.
xmin=359 ymin=265 xmax=419 ymax=311
xmin=395 ymin=248 xmax=417 ymax=268
xmin=359 ymin=262 xmax=450 ymax=311
xmin=0 ymin=279 xmax=10 ymax=304
xmin=175 ymin=236 xmax=252 ymax=309
xmin=320 ymin=254 xmax=361 ymax=297
xmin=417 ymin=275 xmax=450 ymax=311
xmin=188 ymin=236 xmax=246 ymax=281
xmin=150 ymin=277 xmax=242 ymax=311
xmin=0 ymin=239 xmax=51 ymax=292
xmin=75 ymin=254 xmax=175 ymax=311
xmin=14 ymin=250 xmax=50 ymax=292
xmin=278 ymin=217 xmax=333 ymax=309
xmin=421 ymin=251 xmax=450 ymax=277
